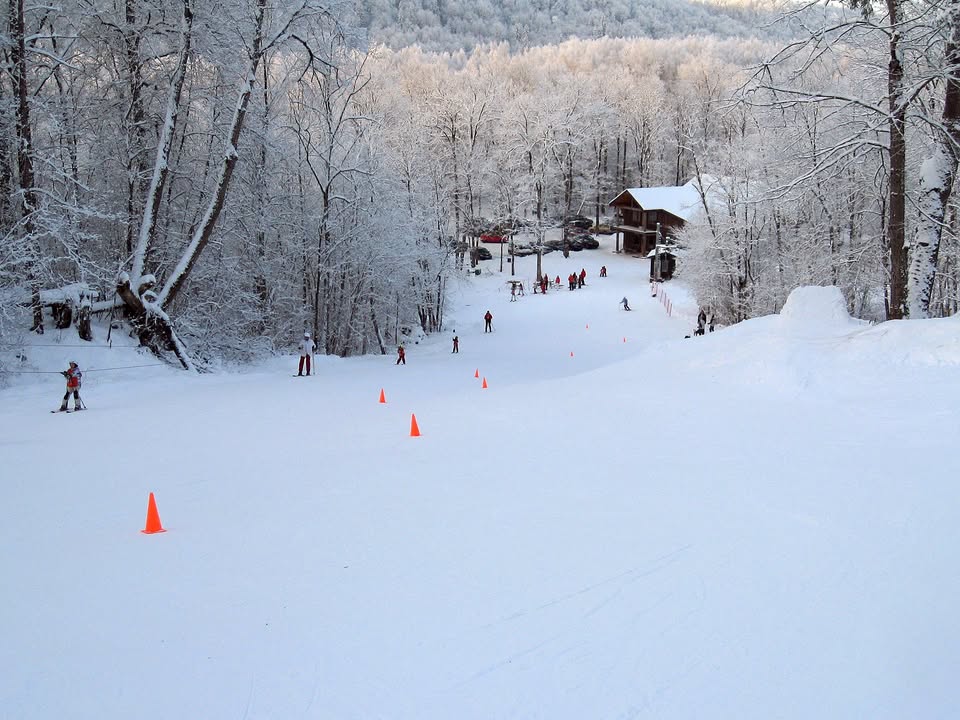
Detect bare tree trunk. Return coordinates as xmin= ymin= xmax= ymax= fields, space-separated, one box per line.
xmin=129 ymin=0 xmax=192 ymax=284
xmin=9 ymin=0 xmax=43 ymax=332
xmin=886 ymin=0 xmax=908 ymax=319
xmin=123 ymin=0 xmax=147 ymax=257
xmin=157 ymin=0 xmax=268 ymax=309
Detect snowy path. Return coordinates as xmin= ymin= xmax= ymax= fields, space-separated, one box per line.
xmin=2 ymin=241 xmax=960 ymax=719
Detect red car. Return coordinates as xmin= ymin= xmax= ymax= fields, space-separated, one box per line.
xmin=480 ymin=233 xmax=508 ymax=243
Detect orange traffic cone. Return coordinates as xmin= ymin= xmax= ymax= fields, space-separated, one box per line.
xmin=141 ymin=492 xmax=166 ymax=534
xmin=570 ymin=351 xmax=574 ymax=357
xmin=586 ymin=324 xmax=589 ymax=329
xmin=623 ymin=337 xmax=627 ymax=343
xmin=482 ymin=377 xmax=488 ymax=389
xmin=410 ymin=413 xmax=421 ymax=437
xmin=379 ymin=388 xmax=386 ymax=404
xmin=474 ymin=368 xmax=479 ymax=378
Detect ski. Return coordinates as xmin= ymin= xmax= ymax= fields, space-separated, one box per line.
xmin=51 ymin=409 xmax=70 ymax=413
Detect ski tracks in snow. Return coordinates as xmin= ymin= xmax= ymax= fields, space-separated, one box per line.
xmin=453 ymin=543 xmax=695 ymax=688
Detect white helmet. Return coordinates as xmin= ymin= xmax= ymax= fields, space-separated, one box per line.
xmin=304 ymin=332 xmax=310 ymax=338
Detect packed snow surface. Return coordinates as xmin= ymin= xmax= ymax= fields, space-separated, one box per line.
xmin=2 ymin=242 xmax=959 ymax=719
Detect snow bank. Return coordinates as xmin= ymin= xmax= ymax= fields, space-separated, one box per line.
xmin=848 ymin=314 xmax=960 ymax=367
xmin=667 ymin=285 xmax=960 ymax=396
xmin=778 ymin=286 xmax=863 ymax=334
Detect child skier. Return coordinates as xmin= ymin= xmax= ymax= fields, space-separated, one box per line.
xmin=58 ymin=361 xmax=83 ymax=412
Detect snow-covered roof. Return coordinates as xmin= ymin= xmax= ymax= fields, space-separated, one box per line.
xmin=616 ymin=180 xmax=703 ymax=222
xmin=644 ymin=247 xmax=678 ymax=258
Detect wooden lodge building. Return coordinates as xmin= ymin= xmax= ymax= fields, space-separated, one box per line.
xmin=607 ymin=180 xmax=703 ymax=280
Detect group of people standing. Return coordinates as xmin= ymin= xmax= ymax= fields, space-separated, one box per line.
xmin=567 ymin=269 xmax=587 ymax=290
xmin=695 ymin=308 xmax=716 ymax=335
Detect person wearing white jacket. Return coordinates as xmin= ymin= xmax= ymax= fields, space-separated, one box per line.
xmin=298 ymin=333 xmax=315 ymax=376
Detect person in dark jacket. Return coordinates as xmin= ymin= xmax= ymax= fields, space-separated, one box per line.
xmin=484 ymin=310 xmax=493 ymax=333
xmin=452 ymin=335 xmax=459 ymax=353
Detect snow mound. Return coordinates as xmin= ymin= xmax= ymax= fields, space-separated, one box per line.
xmin=779 ymin=286 xmax=860 ymax=332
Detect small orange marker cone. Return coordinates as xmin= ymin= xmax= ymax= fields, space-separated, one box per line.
xmin=570 ymin=351 xmax=574 ymax=357
xmin=378 ymin=388 xmax=386 ymax=404
xmin=586 ymin=324 xmax=589 ymax=329
xmin=623 ymin=337 xmax=627 ymax=343
xmin=410 ymin=413 xmax=421 ymax=437
xmin=474 ymin=369 xmax=479 ymax=378
xmin=482 ymin=377 xmax=488 ymax=389
xmin=141 ymin=492 xmax=166 ymax=534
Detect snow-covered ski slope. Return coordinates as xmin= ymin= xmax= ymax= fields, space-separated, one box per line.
xmin=3 ymin=240 xmax=960 ymax=719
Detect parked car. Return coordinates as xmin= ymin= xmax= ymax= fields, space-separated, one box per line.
xmin=568 ymin=239 xmax=584 ymax=251
xmin=475 ymin=246 xmax=493 ymax=260
xmin=580 ymin=236 xmax=600 ymax=250
xmin=563 ymin=214 xmax=592 ymax=230
xmin=591 ymin=224 xmax=614 ymax=235
xmin=480 ymin=233 xmax=508 ymax=243
xmin=512 ymin=244 xmax=536 ymax=257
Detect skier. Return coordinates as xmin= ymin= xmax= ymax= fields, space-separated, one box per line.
xmin=620 ymin=297 xmax=631 ymax=311
xmin=452 ymin=335 xmax=459 ymax=353
xmin=58 ymin=361 xmax=83 ymax=412
xmin=484 ymin=310 xmax=493 ymax=333
xmin=599 ymin=265 xmax=607 ymax=277
xmin=578 ymin=268 xmax=586 ymax=288
xmin=396 ymin=344 xmax=406 ymax=365
xmin=707 ymin=309 xmax=716 ymax=333
xmin=298 ymin=332 xmax=315 ymax=375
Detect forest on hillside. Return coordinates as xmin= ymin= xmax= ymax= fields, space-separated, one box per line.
xmin=1 ymin=0 xmax=958 ymax=369
xmin=352 ymin=0 xmax=809 ymax=51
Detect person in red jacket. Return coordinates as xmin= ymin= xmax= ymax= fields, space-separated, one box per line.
xmin=58 ymin=361 xmax=83 ymax=411
xmin=396 ymin=344 xmax=406 ymax=364
xmin=578 ymin=268 xmax=586 ymax=287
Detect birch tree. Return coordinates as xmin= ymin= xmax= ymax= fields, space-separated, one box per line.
xmin=908 ymin=0 xmax=960 ymax=317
